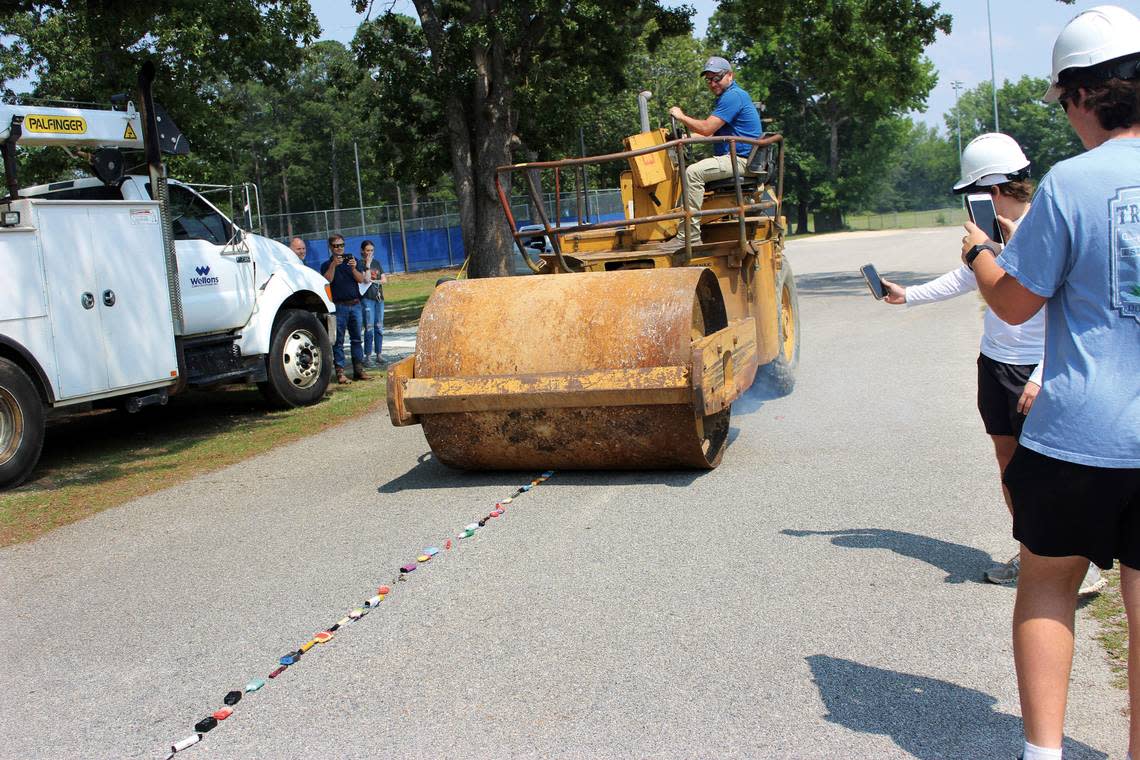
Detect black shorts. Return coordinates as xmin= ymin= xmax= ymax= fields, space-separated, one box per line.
xmin=977 ymin=354 xmax=1036 ymax=437
xmin=1004 ymin=445 xmax=1140 ymax=570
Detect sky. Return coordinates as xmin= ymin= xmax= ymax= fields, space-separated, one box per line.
xmin=311 ymin=0 xmax=1140 ymax=135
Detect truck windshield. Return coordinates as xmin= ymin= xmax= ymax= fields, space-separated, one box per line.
xmin=148 ymin=183 xmax=233 ymax=245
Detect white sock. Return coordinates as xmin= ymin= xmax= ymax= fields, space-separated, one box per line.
xmin=1022 ymin=741 xmax=1062 ymax=760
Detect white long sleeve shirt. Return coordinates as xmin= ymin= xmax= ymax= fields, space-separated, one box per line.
xmin=905 ymin=264 xmax=1045 ymax=384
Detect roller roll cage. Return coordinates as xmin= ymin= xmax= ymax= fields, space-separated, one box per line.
xmin=495 ymin=133 xmax=784 ymax=274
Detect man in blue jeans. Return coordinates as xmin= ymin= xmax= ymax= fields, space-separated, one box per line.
xmin=321 ymin=233 xmax=370 ymax=384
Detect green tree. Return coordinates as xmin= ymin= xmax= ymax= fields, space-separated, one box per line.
xmin=710 ymin=0 xmax=951 ymax=232
xmin=0 ymin=1 xmax=318 ymax=185
xmin=947 ymin=76 xmax=1082 ymax=178
xmin=353 ymin=0 xmax=693 ymax=277
xmin=860 ymin=118 xmax=958 ymax=213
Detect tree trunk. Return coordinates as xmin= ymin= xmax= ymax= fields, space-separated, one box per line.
xmin=282 ymin=169 xmax=293 ymax=238
xmin=795 ymin=198 xmax=810 ymax=236
xmin=412 ymin=0 xmax=513 ymax=278
xmin=813 ymin=115 xmax=846 ymax=233
xmin=330 ymin=135 xmax=341 ymax=233
xmin=814 ymin=208 xmax=843 ymax=232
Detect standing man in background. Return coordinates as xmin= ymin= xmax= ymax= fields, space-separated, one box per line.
xmin=668 ymin=56 xmax=762 ymax=246
xmin=321 ymin=234 xmax=370 ymax=384
xmin=961 ymin=6 xmax=1140 ymax=758
xmin=289 ymin=236 xmax=307 ymax=264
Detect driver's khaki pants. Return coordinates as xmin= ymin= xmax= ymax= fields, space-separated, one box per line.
xmin=677 ymin=154 xmax=749 ymax=244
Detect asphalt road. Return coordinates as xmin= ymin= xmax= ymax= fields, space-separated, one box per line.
xmin=0 ymin=228 xmax=1127 ymax=759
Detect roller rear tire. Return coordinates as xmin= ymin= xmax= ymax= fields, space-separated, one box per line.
xmin=0 ymin=357 xmax=45 ymax=490
xmin=757 ymin=260 xmax=800 ymax=396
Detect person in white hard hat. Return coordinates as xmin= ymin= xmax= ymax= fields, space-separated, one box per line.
xmin=960 ymin=6 xmax=1140 ymax=759
xmin=881 ymin=135 xmax=1106 ymax=594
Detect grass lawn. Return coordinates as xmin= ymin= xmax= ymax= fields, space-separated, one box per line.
xmin=1088 ymin=567 xmax=1129 ymax=692
xmin=385 ymin=267 xmax=459 ymax=326
xmin=0 ymin=378 xmax=387 ymax=547
xmin=0 ymin=267 xmax=454 ymax=548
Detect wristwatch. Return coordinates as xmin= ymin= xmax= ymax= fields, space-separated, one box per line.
xmin=965 ymin=242 xmax=998 ymax=270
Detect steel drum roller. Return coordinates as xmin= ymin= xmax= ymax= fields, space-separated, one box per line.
xmin=388 ymin=267 xmax=749 ymax=469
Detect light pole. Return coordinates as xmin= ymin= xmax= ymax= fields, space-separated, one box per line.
xmin=986 ymin=0 xmax=1000 ymax=131
xmin=951 ymin=80 xmax=965 ymax=162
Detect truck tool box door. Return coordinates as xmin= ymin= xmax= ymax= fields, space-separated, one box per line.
xmin=35 ymin=200 xmax=177 ymax=399
xmin=160 ymin=183 xmax=256 ymax=336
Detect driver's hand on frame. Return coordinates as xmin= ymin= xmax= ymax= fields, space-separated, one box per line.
xmin=881 ymin=277 xmax=906 ymax=305
xmin=668 ymin=106 xmax=684 ymax=120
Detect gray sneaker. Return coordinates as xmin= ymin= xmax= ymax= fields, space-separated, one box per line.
xmin=985 ymin=554 xmax=1020 ymax=585
xmin=1079 ymin=564 xmax=1107 ymax=596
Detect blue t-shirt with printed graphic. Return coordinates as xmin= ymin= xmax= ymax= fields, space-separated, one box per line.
xmin=996 ymin=137 xmax=1140 ymax=468
xmin=711 ymin=82 xmax=761 ymax=158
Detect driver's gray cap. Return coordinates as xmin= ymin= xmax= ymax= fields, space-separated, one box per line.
xmin=702 ymin=56 xmax=732 ymax=74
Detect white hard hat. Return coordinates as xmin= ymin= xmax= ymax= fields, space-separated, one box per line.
xmin=953 ymin=133 xmax=1031 ymax=192
xmin=1043 ymin=4 xmax=1140 ymax=103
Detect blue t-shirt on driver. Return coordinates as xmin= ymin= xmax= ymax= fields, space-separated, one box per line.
xmin=996 ymin=137 xmax=1140 ymax=468
xmin=711 ymin=82 xmax=761 ymax=158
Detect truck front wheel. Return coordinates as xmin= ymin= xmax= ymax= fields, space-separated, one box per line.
xmin=0 ymin=357 xmax=45 ymax=490
xmin=258 ymin=309 xmax=333 ymax=408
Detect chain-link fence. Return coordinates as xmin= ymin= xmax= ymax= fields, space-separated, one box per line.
xmin=264 ymin=189 xmax=626 ymax=274
xmin=268 ymin=191 xmax=968 ymax=272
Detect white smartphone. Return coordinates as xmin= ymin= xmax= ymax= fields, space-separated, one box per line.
xmin=965 ymin=192 xmax=1005 ymax=244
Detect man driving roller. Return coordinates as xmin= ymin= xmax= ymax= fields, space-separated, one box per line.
xmin=669 ymin=56 xmax=762 ymax=245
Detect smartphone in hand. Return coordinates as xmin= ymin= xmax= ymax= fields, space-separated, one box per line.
xmin=860 ymin=263 xmax=887 ymax=300
xmin=965 ymin=192 xmax=1005 ymax=244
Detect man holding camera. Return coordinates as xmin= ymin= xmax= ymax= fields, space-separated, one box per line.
xmin=321 ymin=233 xmax=370 ymax=384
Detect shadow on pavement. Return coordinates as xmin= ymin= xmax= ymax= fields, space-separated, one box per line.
xmin=380 ymin=452 xmax=706 ymax=493
xmin=781 ymin=527 xmax=993 ymax=584
xmin=794 ymin=270 xmax=944 ymax=299
xmin=807 ymin=655 xmax=1107 ymax=760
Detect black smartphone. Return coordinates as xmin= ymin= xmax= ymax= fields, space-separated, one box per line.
xmin=965 ymin=192 xmax=1005 ymax=244
xmin=860 ymin=263 xmax=886 ymax=300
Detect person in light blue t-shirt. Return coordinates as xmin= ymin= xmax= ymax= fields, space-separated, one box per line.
xmin=668 ymin=56 xmax=762 ymax=245
xmin=961 ymin=6 xmax=1140 ymax=758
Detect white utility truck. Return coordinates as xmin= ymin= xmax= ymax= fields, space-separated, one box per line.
xmin=0 ymin=64 xmax=335 ymax=489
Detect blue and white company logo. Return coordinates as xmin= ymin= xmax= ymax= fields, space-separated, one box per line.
xmin=190 ymin=265 xmax=220 ymax=288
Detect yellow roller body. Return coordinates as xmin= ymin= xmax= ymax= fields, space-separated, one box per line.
xmin=387 ymin=267 xmax=757 ymax=470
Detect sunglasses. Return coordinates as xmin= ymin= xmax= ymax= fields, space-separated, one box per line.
xmin=331 ymin=243 xmax=345 ymax=248
xmin=704 ymin=72 xmax=727 ymax=84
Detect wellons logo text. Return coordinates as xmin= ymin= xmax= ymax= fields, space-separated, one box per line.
xmin=190 ymin=265 xmax=219 ymax=287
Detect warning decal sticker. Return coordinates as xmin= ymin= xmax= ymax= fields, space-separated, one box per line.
xmin=25 ymin=114 xmax=87 ymax=134
xmin=123 ymin=122 xmax=138 ymax=140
